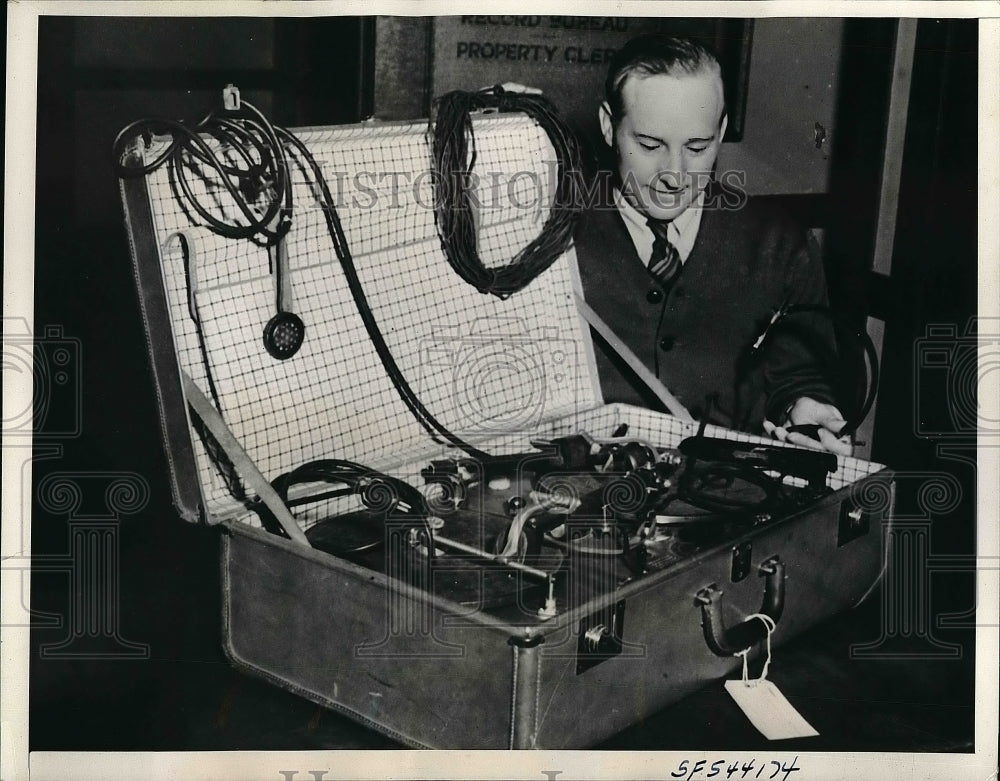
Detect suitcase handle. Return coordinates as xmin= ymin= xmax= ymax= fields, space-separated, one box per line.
xmin=695 ymin=556 xmax=785 ymax=656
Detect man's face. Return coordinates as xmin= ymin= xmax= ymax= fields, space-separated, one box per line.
xmin=601 ymin=69 xmax=727 ymax=222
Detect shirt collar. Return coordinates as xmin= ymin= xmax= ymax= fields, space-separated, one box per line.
xmin=614 ymin=188 xmax=705 ymax=264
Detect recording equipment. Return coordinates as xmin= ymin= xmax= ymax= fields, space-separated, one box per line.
xmin=263 ymin=235 xmax=305 ymax=360
xmin=251 ymin=429 xmax=841 ymax=617
xmin=115 ymin=86 xmax=306 ymax=359
xmin=121 ymin=101 xmax=894 ymax=750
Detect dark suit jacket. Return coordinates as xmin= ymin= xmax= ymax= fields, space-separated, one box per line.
xmin=574 ymin=178 xmax=836 ymax=432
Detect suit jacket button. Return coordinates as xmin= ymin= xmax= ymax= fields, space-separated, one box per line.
xmin=646 ymin=288 xmax=664 ymax=304
xmin=659 ymin=335 xmax=676 ymax=351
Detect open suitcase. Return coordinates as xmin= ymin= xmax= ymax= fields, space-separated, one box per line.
xmin=118 ymin=97 xmax=894 ymax=749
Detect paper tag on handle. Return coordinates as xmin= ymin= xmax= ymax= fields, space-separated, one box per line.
xmin=724 ymin=679 xmax=819 ymax=740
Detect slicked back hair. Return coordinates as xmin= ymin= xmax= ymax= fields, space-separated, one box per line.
xmin=605 ymin=34 xmax=727 ymax=126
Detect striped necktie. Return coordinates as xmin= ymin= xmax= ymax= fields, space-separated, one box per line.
xmin=646 ymin=218 xmax=682 ymax=289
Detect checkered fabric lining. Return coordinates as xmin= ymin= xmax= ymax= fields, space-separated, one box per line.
xmin=143 ymin=115 xmax=599 ymax=519
xmin=139 ymin=114 xmax=884 ymax=530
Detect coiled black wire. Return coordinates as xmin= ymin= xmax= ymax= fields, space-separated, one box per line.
xmin=114 ymin=100 xmax=292 ymax=246
xmin=273 ymin=459 xmax=429 ymax=514
xmin=258 ymin=458 xmax=432 ymax=543
xmin=115 ymin=94 xmax=489 ymax=460
xmin=431 ymin=86 xmax=584 ymax=299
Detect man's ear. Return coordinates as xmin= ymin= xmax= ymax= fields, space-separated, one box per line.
xmin=719 ymin=111 xmax=729 ymax=142
xmin=599 ymin=101 xmax=615 ymax=148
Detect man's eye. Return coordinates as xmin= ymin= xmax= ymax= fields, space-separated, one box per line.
xmin=639 ymin=142 xmax=659 ymax=151
xmin=687 ymin=146 xmax=708 ymax=154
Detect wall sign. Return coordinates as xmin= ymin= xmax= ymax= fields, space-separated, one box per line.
xmin=431 ymin=16 xmax=753 ymax=149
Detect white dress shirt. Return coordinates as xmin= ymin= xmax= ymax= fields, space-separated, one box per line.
xmin=614 ymin=188 xmax=706 ymax=265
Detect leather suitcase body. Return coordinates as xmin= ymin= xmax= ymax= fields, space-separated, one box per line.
xmin=119 ymin=110 xmax=894 ymax=749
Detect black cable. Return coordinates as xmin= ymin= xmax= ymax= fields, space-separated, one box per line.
xmin=277 ymin=128 xmax=491 ymax=460
xmin=272 ymin=459 xmax=429 ymax=513
xmin=655 ymin=430 xmax=831 ymax=518
xmin=430 ymin=85 xmax=584 ymax=299
xmin=116 ymin=98 xmax=302 ymax=361
xmin=115 ymin=110 xmax=291 ymax=246
xmin=259 ymin=458 xmax=432 ymax=543
xmin=116 ymin=91 xmax=490 ymax=459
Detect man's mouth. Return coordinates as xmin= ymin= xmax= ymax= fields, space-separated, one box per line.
xmin=649 ymin=185 xmax=687 ymax=205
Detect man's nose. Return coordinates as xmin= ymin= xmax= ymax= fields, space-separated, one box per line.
xmin=656 ymin=150 xmax=686 ymax=189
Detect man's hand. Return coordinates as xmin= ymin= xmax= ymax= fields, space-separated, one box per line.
xmin=763 ymin=396 xmax=853 ymax=456
xmin=494 ymin=82 xmax=543 ymax=95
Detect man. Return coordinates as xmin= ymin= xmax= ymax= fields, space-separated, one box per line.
xmin=573 ymin=34 xmax=852 ymax=455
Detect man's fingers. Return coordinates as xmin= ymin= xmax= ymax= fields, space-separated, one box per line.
xmin=765 ymin=421 xmax=804 ymax=446
xmin=786 ymin=423 xmax=822 ymax=441
xmin=766 ymin=418 xmax=852 ymax=455
xmin=817 ymin=427 xmax=854 ymax=456
xmin=763 ymin=420 xmax=789 ymax=442
xmin=498 ymin=81 xmax=542 ymax=95
xmin=785 ymin=431 xmax=827 ymax=451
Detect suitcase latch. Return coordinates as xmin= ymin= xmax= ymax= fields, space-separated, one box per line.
xmin=731 ymin=541 xmax=753 ymax=582
xmin=838 ymin=500 xmax=873 ymax=546
xmin=576 ymin=599 xmax=627 ymax=674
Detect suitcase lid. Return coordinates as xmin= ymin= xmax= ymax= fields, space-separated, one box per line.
xmin=121 ymin=112 xmax=602 ymax=523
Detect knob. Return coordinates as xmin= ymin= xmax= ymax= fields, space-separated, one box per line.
xmin=505 ymin=496 xmax=527 ymax=516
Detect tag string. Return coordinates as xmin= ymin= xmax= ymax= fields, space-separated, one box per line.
xmin=733 ymin=613 xmax=777 ymax=687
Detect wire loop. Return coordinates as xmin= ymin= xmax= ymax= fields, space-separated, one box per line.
xmin=431 ymin=87 xmax=584 ymax=299
xmin=116 ymin=94 xmax=490 ymax=459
